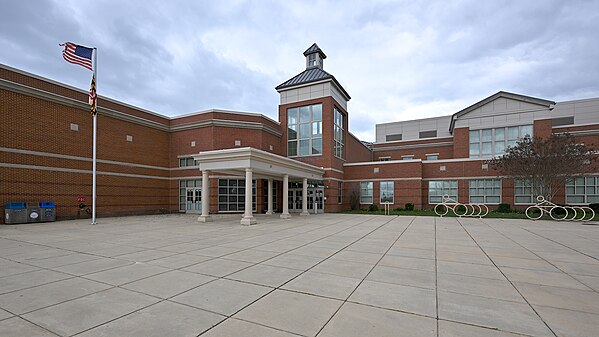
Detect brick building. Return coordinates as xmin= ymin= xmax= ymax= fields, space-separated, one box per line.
xmin=1 ymin=43 xmax=599 ymax=224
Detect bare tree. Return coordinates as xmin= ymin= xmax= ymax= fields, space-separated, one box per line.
xmin=489 ymin=133 xmax=596 ymax=202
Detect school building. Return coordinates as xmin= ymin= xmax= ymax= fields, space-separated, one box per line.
xmin=1 ymin=43 xmax=599 ymax=224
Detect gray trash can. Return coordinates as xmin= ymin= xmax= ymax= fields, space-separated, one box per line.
xmin=5 ymin=202 xmax=28 ymax=224
xmin=26 ymin=202 xmax=41 ymax=223
xmin=39 ymin=202 xmax=56 ymax=222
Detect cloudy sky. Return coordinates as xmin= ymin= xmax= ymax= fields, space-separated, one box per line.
xmin=1 ymin=0 xmax=598 ymax=141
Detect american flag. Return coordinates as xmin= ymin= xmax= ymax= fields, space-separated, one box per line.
xmin=89 ymin=75 xmax=97 ymax=116
xmin=60 ymin=42 xmax=93 ymax=71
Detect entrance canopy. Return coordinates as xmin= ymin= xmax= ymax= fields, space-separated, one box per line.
xmin=194 ymin=147 xmax=324 ymax=180
xmin=193 ymin=147 xmax=324 ymax=225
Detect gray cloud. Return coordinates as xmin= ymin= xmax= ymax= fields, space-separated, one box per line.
xmin=1 ymin=0 xmax=598 ymax=142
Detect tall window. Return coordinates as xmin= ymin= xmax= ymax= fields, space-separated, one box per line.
xmin=338 ymin=182 xmax=343 ymax=204
xmin=514 ymin=179 xmax=535 ymax=204
xmin=429 ymin=180 xmax=458 ymax=204
xmin=566 ymin=176 xmax=599 ymax=204
xmin=179 ymin=179 xmax=201 ymax=211
xmin=288 ymin=104 xmax=322 ymax=156
xmin=469 ymin=179 xmax=501 ymax=203
xmin=218 ymin=179 xmax=256 ymax=212
xmin=262 ymin=181 xmax=278 ymax=211
xmin=380 ymin=181 xmax=394 ymax=203
xmin=360 ymin=182 xmax=373 ymax=204
xmin=334 ymin=108 xmax=345 ymax=159
xmin=470 ymin=125 xmax=533 ymax=158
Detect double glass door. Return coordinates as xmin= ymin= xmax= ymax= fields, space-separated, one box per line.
xmin=186 ymin=188 xmax=202 ymax=214
xmin=288 ymin=187 xmax=324 ymax=213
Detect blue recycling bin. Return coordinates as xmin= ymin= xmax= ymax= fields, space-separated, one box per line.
xmin=39 ymin=202 xmax=56 ymax=222
xmin=5 ymin=202 xmax=28 ymax=224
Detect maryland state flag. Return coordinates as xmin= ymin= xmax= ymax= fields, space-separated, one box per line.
xmin=89 ymin=75 xmax=97 ymax=116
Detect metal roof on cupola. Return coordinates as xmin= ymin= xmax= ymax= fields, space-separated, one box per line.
xmin=275 ymin=43 xmax=351 ymax=101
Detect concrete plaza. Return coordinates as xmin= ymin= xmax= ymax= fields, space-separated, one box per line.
xmin=0 ymin=214 xmax=598 ymax=337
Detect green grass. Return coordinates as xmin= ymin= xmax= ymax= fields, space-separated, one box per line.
xmin=340 ymin=208 xmax=599 ymax=221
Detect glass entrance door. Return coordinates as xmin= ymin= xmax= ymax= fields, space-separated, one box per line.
xmin=186 ymin=188 xmax=202 ymax=214
xmin=288 ymin=189 xmax=303 ymax=212
xmin=288 ymin=185 xmax=324 ymax=213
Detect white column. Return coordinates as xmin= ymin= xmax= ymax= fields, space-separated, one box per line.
xmin=280 ymin=174 xmax=291 ymax=218
xmin=198 ymin=170 xmax=212 ymax=222
xmin=240 ymin=168 xmax=256 ymax=225
xmin=300 ymin=177 xmax=309 ymax=216
xmin=266 ymin=178 xmax=273 ymax=215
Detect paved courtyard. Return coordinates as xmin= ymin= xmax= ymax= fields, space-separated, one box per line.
xmin=0 ymin=214 xmax=598 ymax=337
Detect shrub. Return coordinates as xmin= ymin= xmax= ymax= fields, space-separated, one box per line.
xmin=405 ymin=203 xmax=414 ymax=211
xmin=496 ymin=203 xmax=511 ymax=213
xmin=394 ymin=207 xmax=404 ymax=212
xmin=589 ymin=203 xmax=599 ymax=213
xmin=368 ymin=204 xmax=379 ymax=212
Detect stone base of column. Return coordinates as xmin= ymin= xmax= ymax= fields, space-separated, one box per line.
xmin=280 ymin=213 xmax=291 ymax=219
xmin=240 ymin=216 xmax=257 ymax=225
xmin=265 ymin=211 xmax=273 ymax=215
xmin=197 ymin=215 xmax=212 ymax=222
xmin=300 ymin=211 xmax=310 ymax=216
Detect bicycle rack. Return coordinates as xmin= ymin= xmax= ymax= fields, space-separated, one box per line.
xmin=434 ymin=195 xmax=489 ymax=218
xmin=525 ymin=196 xmax=595 ymax=222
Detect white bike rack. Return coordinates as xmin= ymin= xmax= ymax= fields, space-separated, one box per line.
xmin=434 ymin=195 xmax=489 ymax=218
xmin=525 ymin=196 xmax=595 ymax=221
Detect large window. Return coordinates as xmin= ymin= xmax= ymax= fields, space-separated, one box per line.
xmin=566 ymin=176 xmax=599 ymax=204
xmin=429 ymin=180 xmax=458 ymax=204
xmin=262 ymin=181 xmax=278 ymax=211
xmin=334 ymin=108 xmax=345 ymax=159
xmin=380 ymin=181 xmax=394 ymax=203
xmin=469 ymin=179 xmax=501 ymax=204
xmin=514 ymin=179 xmax=535 ymax=204
xmin=218 ymin=179 xmax=256 ymax=212
xmin=469 ymin=125 xmax=533 ymax=158
xmin=360 ymin=181 xmax=373 ymax=204
xmin=288 ymin=104 xmax=322 ymax=156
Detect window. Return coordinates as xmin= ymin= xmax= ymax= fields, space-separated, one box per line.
xmin=552 ymin=116 xmax=574 ymax=127
xmin=288 ymin=104 xmax=322 ymax=156
xmin=514 ymin=179 xmax=535 ymax=204
xmin=469 ymin=179 xmax=501 ymax=203
xmin=470 ymin=125 xmax=533 ymax=158
xmin=429 ymin=180 xmax=458 ymax=204
xmin=360 ymin=182 xmax=373 ymax=204
xmin=218 ymin=179 xmax=256 ymax=212
xmin=262 ymin=181 xmax=278 ymax=211
xmin=402 ymin=155 xmax=414 ymax=160
xmin=334 ymin=108 xmax=345 ymax=159
xmin=419 ymin=130 xmax=437 ymax=138
xmin=379 ymin=156 xmax=391 ymax=161
xmin=426 ymin=154 xmax=438 ymax=160
xmin=179 ymin=157 xmax=198 ymax=167
xmin=308 ymin=54 xmax=317 ymax=67
xmin=386 ymin=134 xmax=402 ymax=141
xmin=380 ymin=181 xmax=394 ymax=204
xmin=338 ymin=182 xmax=343 ymax=204
xmin=566 ymin=176 xmax=599 ymax=204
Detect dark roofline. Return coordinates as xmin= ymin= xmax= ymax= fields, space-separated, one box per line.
xmin=449 ymin=91 xmax=556 ymax=133
xmin=275 ymin=74 xmax=351 ymax=101
xmin=303 ymin=43 xmax=327 ymax=59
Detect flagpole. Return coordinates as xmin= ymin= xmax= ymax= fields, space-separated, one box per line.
xmin=92 ymin=48 xmax=97 ymax=225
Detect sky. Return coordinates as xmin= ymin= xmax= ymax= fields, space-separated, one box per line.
xmin=1 ymin=0 xmax=598 ymax=142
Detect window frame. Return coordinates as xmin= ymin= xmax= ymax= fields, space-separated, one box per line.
xmin=287 ymin=104 xmax=323 ymax=157
xmin=566 ymin=176 xmax=599 ymax=204
xmin=514 ymin=179 xmax=535 ymax=205
xmin=334 ymin=107 xmax=345 ymax=159
xmin=428 ymin=180 xmax=458 ymax=204
xmin=338 ymin=182 xmax=343 ymax=204
xmin=380 ymin=181 xmax=394 ymax=204
xmin=360 ymin=181 xmax=373 ymax=205
xmin=469 ymin=179 xmax=501 ymax=204
xmin=469 ymin=125 xmax=533 ymax=159
xmin=218 ymin=179 xmax=257 ymax=212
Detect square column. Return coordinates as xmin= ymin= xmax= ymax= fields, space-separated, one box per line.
xmin=280 ymin=174 xmax=291 ymax=218
xmin=266 ymin=178 xmax=273 ymax=215
xmin=198 ymin=170 xmax=212 ymax=222
xmin=240 ymin=168 xmax=256 ymax=225
xmin=300 ymin=177 xmax=309 ymax=216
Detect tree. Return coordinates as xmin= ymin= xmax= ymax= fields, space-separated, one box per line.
xmin=489 ymin=133 xmax=596 ymax=202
